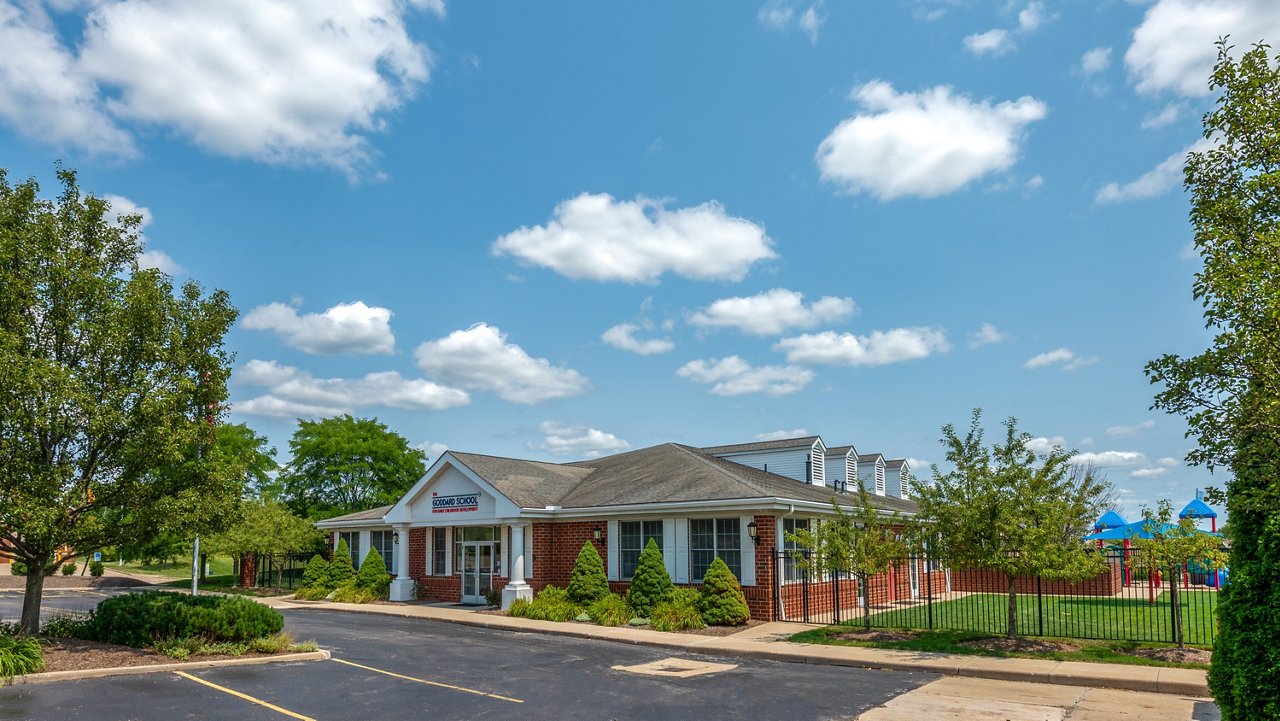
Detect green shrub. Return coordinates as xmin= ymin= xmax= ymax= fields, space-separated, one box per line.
xmin=89 ymin=592 xmax=284 ymax=648
xmin=355 ymin=548 xmax=391 ymax=598
xmin=628 ymin=617 xmax=649 ymax=626
xmin=506 ymin=598 xmax=532 ymax=617
xmin=292 ymin=585 xmax=331 ymax=601
xmin=326 ymin=539 xmax=356 ymax=589
xmin=485 ymin=588 xmax=501 ymax=608
xmin=0 ymin=635 xmax=44 ymax=680
xmin=586 ymin=593 xmax=632 ymax=627
xmin=61 ymin=562 xmax=76 ymax=576
xmin=575 ymin=612 xmax=591 ymax=622
xmin=40 ymin=615 xmax=93 ymax=639
xmin=331 ymin=583 xmax=381 ymax=604
xmin=651 ymin=595 xmax=706 ymax=633
xmin=567 ymin=541 xmax=609 ymax=605
xmin=7 ymin=562 xmax=19 ymax=576
xmin=699 ymin=557 xmax=750 ymax=626
xmin=0 ymin=622 xmax=18 ymax=637
xmin=507 ymin=585 xmax=583 ymax=622
xmin=299 ymin=555 xmax=330 ymax=592
xmin=88 ymin=561 xmax=104 ymax=577
xmin=627 ymin=538 xmax=672 ymax=617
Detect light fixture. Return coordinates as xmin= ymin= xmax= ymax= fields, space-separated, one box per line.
xmin=747 ymin=520 xmax=759 ymax=545
xmin=392 ymin=532 xmax=400 ymax=544
xmin=593 ymin=528 xmax=602 ymax=541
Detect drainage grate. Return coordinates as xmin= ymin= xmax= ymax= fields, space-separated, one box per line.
xmin=611 ymin=657 xmax=738 ymax=678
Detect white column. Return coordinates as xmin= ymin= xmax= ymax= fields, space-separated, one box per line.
xmin=389 ymin=524 xmax=415 ymax=602
xmin=501 ymin=524 xmax=533 ymax=610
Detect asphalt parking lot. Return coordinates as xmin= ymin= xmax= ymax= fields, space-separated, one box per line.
xmin=0 ymin=606 xmax=937 ymax=721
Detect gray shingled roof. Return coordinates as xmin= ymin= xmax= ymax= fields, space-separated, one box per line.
xmin=826 ymin=445 xmax=853 ymax=456
xmin=449 ymin=452 xmax=594 ymax=508
xmin=699 ymin=436 xmax=820 ymax=455
xmin=884 ymin=458 xmax=908 ymax=469
xmin=319 ymin=504 xmax=393 ymax=523
xmin=856 ymin=453 xmax=884 ymax=463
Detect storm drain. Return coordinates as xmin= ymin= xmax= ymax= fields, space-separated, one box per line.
xmin=611 ymin=657 xmax=738 ymax=678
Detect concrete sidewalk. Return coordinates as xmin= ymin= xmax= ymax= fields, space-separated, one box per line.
xmin=264 ymin=597 xmax=1210 ymax=697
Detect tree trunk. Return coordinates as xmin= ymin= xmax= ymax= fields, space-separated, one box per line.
xmin=859 ymin=572 xmax=872 ymax=631
xmin=1006 ymin=574 xmax=1019 ymax=640
xmin=1169 ymin=566 xmax=1184 ymax=649
xmin=199 ymin=553 xmax=208 ymax=581
xmin=19 ymin=554 xmax=49 ymax=635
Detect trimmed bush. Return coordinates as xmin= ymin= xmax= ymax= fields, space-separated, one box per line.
xmin=506 ymin=585 xmax=582 ymax=622
xmin=355 ymin=548 xmax=392 ymax=598
xmin=567 ymin=541 xmax=609 ymax=605
xmin=651 ymin=587 xmax=706 ymax=632
xmin=61 ymin=562 xmax=76 ymax=576
xmin=326 ymin=539 xmax=356 ymax=589
xmin=331 ymin=583 xmax=380 ymax=604
xmin=627 ymin=538 xmax=672 ymax=617
xmin=0 ymin=635 xmax=44 ymax=681
xmin=506 ymin=598 xmax=532 ymax=617
xmin=299 ymin=554 xmax=330 ymax=592
xmin=292 ymin=585 xmax=331 ymax=601
xmin=40 ymin=615 xmax=93 ymax=639
xmin=89 ymin=592 xmax=284 ymax=648
xmin=699 ymin=557 xmax=750 ymax=626
xmin=586 ymin=593 xmax=632 ymax=627
xmin=88 ymin=561 xmax=104 ymax=577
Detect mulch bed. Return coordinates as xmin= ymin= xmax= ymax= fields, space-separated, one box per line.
xmin=35 ymin=638 xmax=276 ymax=674
xmin=0 ymin=576 xmax=150 ymax=591
xmin=833 ymin=629 xmax=920 ymax=643
xmin=680 ymin=620 xmax=764 ymax=637
xmin=1126 ymin=647 xmax=1213 ymax=665
xmin=958 ymin=637 xmax=1080 ymax=653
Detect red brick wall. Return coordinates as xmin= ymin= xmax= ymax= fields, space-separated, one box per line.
xmin=947 ymin=561 xmax=1123 ymax=596
xmin=238 ymin=553 xmax=256 ymax=587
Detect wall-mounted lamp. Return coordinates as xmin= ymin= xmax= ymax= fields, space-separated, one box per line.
xmin=747 ymin=520 xmax=759 ymax=546
xmin=392 ymin=532 xmax=400 ymax=544
xmin=593 ymin=527 xmax=602 ymax=541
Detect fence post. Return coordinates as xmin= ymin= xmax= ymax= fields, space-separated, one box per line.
xmin=801 ymin=550 xmax=811 ymax=623
xmin=772 ymin=551 xmax=780 ymax=622
xmin=1037 ymin=576 xmax=1044 ymax=637
xmin=833 ymin=566 xmax=841 ymax=625
xmin=926 ymin=553 xmax=934 ymax=631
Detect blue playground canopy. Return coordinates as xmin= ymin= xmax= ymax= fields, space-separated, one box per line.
xmin=1083 ymin=519 xmax=1222 ymax=541
xmin=1095 ymin=510 xmax=1128 ymax=529
xmin=1179 ymin=498 xmax=1217 ymax=519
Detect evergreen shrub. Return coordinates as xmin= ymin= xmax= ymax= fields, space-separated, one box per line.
xmin=567 ymin=541 xmax=609 ymax=605
xmin=89 ymin=592 xmax=284 ymax=648
xmin=627 ymin=538 xmax=672 ymax=616
xmin=88 ymin=561 xmax=104 ymax=577
xmin=355 ymin=549 xmax=392 ymax=598
xmin=299 ymin=554 xmax=330 ymax=592
xmin=326 ymin=540 xmax=356 ymax=588
xmin=699 ymin=557 xmax=750 ymax=626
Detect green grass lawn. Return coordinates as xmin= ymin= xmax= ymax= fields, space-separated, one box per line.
xmin=790 ymin=627 xmax=1211 ymax=669
xmin=858 ymin=590 xmax=1218 ymax=646
xmin=158 ymin=574 xmax=293 ymax=597
xmin=114 ymin=556 xmax=234 ymax=580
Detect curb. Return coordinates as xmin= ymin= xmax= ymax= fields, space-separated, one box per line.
xmin=277 ymin=602 xmax=1210 ymax=697
xmin=10 ymin=649 xmax=331 ymax=686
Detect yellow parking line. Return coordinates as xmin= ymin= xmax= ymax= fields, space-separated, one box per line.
xmin=330 ymin=658 xmax=524 ymax=704
xmin=174 ymin=671 xmax=316 ymax=721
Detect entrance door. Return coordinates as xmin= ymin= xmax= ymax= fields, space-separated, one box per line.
xmin=461 ymin=542 xmax=493 ymax=604
xmin=909 ymin=558 xmax=920 ymax=599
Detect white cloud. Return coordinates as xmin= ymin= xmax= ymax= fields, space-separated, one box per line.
xmin=1095 ymin=139 xmax=1214 ymax=204
xmin=964 ymin=29 xmax=1014 ymax=56
xmin=676 ymin=356 xmax=814 ymax=396
xmin=689 ymin=289 xmax=855 ymax=336
xmin=601 ymin=323 xmax=675 ymax=355
xmin=904 ymin=458 xmax=932 ymax=473
xmin=233 ymin=359 xmax=469 ymax=418
xmin=1025 ymin=436 xmax=1067 ymax=454
xmin=492 ymin=193 xmax=776 ymax=283
xmin=1025 ymin=174 xmax=1044 ymax=190
xmin=1126 ymin=0 xmax=1280 ymax=97
xmin=968 ymin=322 xmax=1009 ymax=348
xmin=1072 ymin=450 xmax=1149 ymax=467
xmin=534 ymin=421 xmax=630 ymax=458
xmin=1158 ymin=457 xmax=1180 ymax=467
xmin=758 ymin=1 xmax=825 ymax=43
xmin=1131 ymin=467 xmax=1170 ymax=478
xmin=416 ymin=440 xmax=450 ymax=460
xmin=0 ymin=3 xmax=136 ymax=157
xmin=1081 ymin=47 xmax=1113 ymax=76
xmin=1023 ymin=347 xmax=1097 ymax=371
xmin=1141 ymin=101 xmax=1185 ymax=129
xmin=1017 ymin=2 xmax=1048 ymax=32
xmin=242 ymin=301 xmax=396 ymax=355
xmin=817 ymin=81 xmax=1047 ymax=200
xmin=774 ymin=327 xmax=951 ymax=366
xmin=102 ymin=194 xmax=186 ymax=275
xmin=1106 ymin=420 xmax=1156 ymax=438
xmin=755 ymin=428 xmax=810 ymax=441
xmin=415 ymin=323 xmax=591 ymax=404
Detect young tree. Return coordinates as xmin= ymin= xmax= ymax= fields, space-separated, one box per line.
xmin=278 ymin=415 xmax=426 ymax=518
xmin=203 ymin=500 xmax=320 ymax=586
xmin=214 ymin=424 xmax=279 ymax=501
xmin=1125 ymin=500 xmax=1228 ymax=649
xmin=0 ymin=167 xmax=240 ymax=634
xmin=1144 ymin=41 xmax=1280 ymax=718
xmin=913 ymin=410 xmax=1111 ymax=639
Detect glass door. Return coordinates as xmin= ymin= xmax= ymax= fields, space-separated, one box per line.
xmin=478 ymin=544 xmax=493 ymax=601
xmin=462 ymin=544 xmax=479 ymax=602
xmin=909 ymin=559 xmax=920 ymax=599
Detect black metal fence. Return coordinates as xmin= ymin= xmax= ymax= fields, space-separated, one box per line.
xmin=772 ymin=548 xmax=1221 ymax=646
xmin=255 ymin=552 xmax=311 ymax=590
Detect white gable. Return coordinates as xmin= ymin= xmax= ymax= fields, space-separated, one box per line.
xmin=385 ymin=453 xmax=522 ymax=525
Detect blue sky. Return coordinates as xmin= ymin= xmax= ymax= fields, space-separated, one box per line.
xmin=5 ymin=0 xmax=1274 ymax=521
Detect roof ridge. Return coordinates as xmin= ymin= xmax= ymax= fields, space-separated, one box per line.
xmin=672 ymin=443 xmax=778 ymax=496
xmin=450 ymin=449 xmax=592 ymax=471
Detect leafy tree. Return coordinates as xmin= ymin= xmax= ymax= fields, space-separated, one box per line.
xmin=912 ymin=410 xmax=1111 ymax=639
xmin=203 ymin=500 xmax=320 ymax=587
xmin=214 ymin=424 xmax=279 ymax=501
xmin=278 ymin=415 xmax=426 ymax=518
xmin=698 ymin=557 xmax=750 ymax=626
xmin=1143 ymin=41 xmax=1280 ymax=719
xmin=1125 ymin=500 xmax=1228 ymax=649
xmin=355 ymin=547 xmax=392 ymax=597
xmin=566 ymin=541 xmax=609 ymax=605
xmin=0 ymin=167 xmax=239 ymax=634
xmin=327 ymin=538 xmax=356 ymax=589
xmin=627 ymin=538 xmax=672 ymax=617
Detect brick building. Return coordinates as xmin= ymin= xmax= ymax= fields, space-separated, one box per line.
xmin=315 ymin=436 xmax=918 ymax=621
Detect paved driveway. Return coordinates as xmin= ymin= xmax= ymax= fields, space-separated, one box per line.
xmin=0 ymin=608 xmax=935 ymax=721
